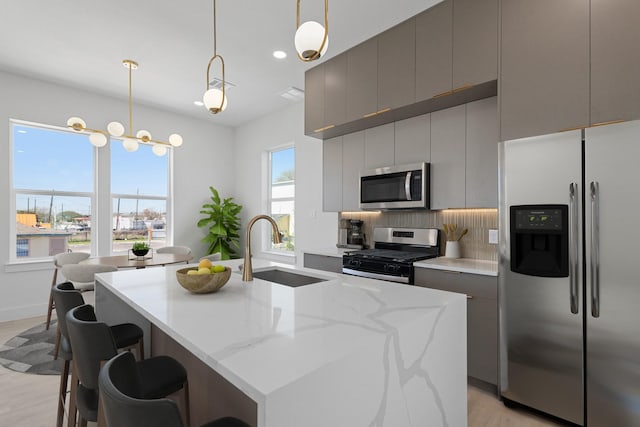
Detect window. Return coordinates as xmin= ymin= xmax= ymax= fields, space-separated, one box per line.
xmin=268 ymin=147 xmax=295 ymax=252
xmin=10 ymin=120 xmax=172 ymax=261
xmin=111 ymin=141 xmax=168 ymax=253
xmin=12 ymin=122 xmax=94 ymax=259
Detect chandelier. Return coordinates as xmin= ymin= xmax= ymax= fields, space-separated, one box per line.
xmin=295 ymin=0 xmax=329 ymax=62
xmin=66 ymin=59 xmax=183 ymax=157
xmin=203 ymin=0 xmax=228 ymax=114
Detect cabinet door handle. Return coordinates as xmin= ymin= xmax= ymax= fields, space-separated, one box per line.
xmin=590 ymin=181 xmax=600 ymax=318
xmin=313 ymin=124 xmax=335 ymax=133
xmin=452 ymin=84 xmax=473 ymax=93
xmin=569 ymin=183 xmax=579 ymax=314
xmin=591 ymin=119 xmax=624 ymax=127
xmin=466 ymin=295 xmax=474 ymax=300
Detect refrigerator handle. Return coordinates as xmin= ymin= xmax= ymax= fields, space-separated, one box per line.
xmin=590 ymin=181 xmax=601 ymax=318
xmin=569 ymin=183 xmax=579 ymax=314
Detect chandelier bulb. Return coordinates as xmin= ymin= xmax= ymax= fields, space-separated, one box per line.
xmin=136 ymin=130 xmax=152 ymax=142
xmin=169 ymin=134 xmax=183 ymax=147
xmin=152 ymin=144 xmax=168 ymax=156
xmin=67 ymin=117 xmax=87 ymax=131
xmin=107 ymin=121 xmax=125 ymax=137
xmin=122 ymin=137 xmax=139 ymax=152
xmin=89 ymin=132 xmax=108 ymax=148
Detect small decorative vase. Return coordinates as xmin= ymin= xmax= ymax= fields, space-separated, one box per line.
xmin=445 ymin=241 xmax=461 ymax=259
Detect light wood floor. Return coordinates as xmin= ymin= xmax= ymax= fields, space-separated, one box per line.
xmin=0 ymin=316 xmax=566 ymax=427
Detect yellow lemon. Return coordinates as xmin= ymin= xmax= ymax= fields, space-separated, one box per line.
xmin=197 ymin=267 xmax=212 ymax=275
xmin=186 ymin=269 xmax=199 ymax=276
xmin=212 ymin=265 xmax=225 ymax=273
xmin=198 ymin=259 xmax=213 ymax=269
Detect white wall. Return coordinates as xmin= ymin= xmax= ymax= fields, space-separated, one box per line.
xmin=0 ymin=70 xmax=235 ymax=321
xmin=234 ymin=103 xmax=337 ymax=266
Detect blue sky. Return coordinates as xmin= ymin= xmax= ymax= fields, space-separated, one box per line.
xmin=271 ymin=147 xmax=295 ymax=183
xmin=13 ymin=124 xmax=168 ymax=215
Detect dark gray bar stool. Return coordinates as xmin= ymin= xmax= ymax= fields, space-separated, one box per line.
xmin=52 ymin=282 xmax=145 ymax=427
xmin=66 ymin=304 xmax=190 ymax=427
xmin=99 ymin=352 xmax=251 ymax=427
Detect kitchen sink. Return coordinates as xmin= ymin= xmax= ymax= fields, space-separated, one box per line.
xmin=251 ymin=268 xmax=327 ymax=287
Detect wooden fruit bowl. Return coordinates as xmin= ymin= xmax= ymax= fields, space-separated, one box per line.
xmin=176 ymin=267 xmax=232 ymax=294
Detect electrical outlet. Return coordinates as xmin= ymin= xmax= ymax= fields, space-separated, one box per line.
xmin=488 ymin=229 xmax=498 ymax=244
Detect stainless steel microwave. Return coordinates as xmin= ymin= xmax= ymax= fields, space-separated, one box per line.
xmin=360 ymin=162 xmax=430 ymax=210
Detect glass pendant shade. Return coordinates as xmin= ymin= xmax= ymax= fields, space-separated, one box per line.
xmin=122 ymin=137 xmax=139 ymax=152
xmin=107 ymin=121 xmax=125 ymax=137
xmin=169 ymin=134 xmax=183 ymax=147
xmin=89 ymin=132 xmax=108 ymax=147
xmin=152 ymin=144 xmax=168 ymax=156
xmin=67 ymin=117 xmax=86 ymax=131
xmin=203 ymin=88 xmax=228 ymax=113
xmin=295 ymin=21 xmax=328 ymax=60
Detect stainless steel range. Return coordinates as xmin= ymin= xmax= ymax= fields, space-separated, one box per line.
xmin=342 ymin=227 xmax=440 ymax=284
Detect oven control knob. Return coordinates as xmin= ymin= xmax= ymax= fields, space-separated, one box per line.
xmin=349 ymin=259 xmax=361 ymax=267
xmin=385 ymin=264 xmax=398 ymax=273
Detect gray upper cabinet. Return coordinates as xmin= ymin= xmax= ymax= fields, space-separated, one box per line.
xmin=431 ymin=105 xmax=466 ymax=209
xmin=346 ymin=38 xmax=378 ymax=122
xmin=378 ymin=19 xmax=416 ymax=111
xmin=500 ymin=0 xmax=590 ymax=141
xmin=453 ymin=0 xmax=498 ymax=88
xmin=364 ymin=123 xmax=395 ymax=169
xmin=324 ymin=53 xmax=347 ymax=129
xmin=342 ymin=131 xmax=365 ymax=211
xmin=466 ymin=97 xmax=498 ymax=208
xmin=590 ymin=0 xmax=640 ymax=125
xmin=416 ymin=0 xmax=453 ymax=101
xmin=322 ymin=137 xmax=343 ymax=212
xmin=394 ymin=114 xmax=431 ymax=165
xmin=304 ymin=64 xmax=325 ymax=135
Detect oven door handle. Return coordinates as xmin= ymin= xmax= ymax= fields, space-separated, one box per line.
xmin=405 ymin=171 xmax=412 ymax=201
xmin=342 ymin=268 xmax=410 ymax=284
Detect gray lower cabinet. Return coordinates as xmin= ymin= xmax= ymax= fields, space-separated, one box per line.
xmin=414 ymin=267 xmax=498 ymax=386
xmin=303 ymin=253 xmax=343 ymax=274
xmin=500 ymin=0 xmax=589 ymax=141
xmin=431 ymin=105 xmax=466 ymax=209
xmin=322 ymin=137 xmax=343 ymax=212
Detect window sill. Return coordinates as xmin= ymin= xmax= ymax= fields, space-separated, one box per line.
xmin=5 ymin=258 xmax=53 ymax=273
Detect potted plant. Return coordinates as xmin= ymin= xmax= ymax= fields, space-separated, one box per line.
xmin=132 ymin=241 xmax=150 ymax=257
xmin=197 ymin=186 xmax=242 ymax=260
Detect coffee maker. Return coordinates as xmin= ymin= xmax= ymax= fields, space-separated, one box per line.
xmin=337 ymin=219 xmax=365 ymax=249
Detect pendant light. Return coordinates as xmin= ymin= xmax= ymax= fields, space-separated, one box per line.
xmin=67 ymin=59 xmax=183 ymax=156
xmin=295 ymin=0 xmax=329 ymax=62
xmin=203 ymin=0 xmax=228 ymax=114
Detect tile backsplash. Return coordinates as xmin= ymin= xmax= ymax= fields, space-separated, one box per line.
xmin=340 ymin=209 xmax=498 ymax=261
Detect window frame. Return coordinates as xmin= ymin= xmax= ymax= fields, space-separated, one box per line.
xmin=264 ymin=144 xmax=295 ymax=255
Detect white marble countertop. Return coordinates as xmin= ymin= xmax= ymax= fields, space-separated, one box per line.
xmin=301 ymin=247 xmax=353 ymax=257
xmin=95 ymin=258 xmax=467 ymax=427
xmin=414 ymin=257 xmax=498 ymax=276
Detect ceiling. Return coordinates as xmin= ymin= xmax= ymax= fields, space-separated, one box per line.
xmin=2 ymin=1 xmax=441 ymax=127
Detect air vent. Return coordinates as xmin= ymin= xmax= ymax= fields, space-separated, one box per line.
xmin=279 ymin=86 xmax=305 ymax=101
xmin=208 ymin=77 xmax=236 ymax=90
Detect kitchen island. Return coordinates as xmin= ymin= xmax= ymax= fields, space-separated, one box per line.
xmin=94 ymin=259 xmax=467 ymax=427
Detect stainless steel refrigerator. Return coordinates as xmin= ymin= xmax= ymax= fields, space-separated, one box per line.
xmin=498 ymin=119 xmax=640 ymax=426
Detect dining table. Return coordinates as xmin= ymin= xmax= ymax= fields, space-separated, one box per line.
xmin=80 ymin=252 xmax=193 ymax=269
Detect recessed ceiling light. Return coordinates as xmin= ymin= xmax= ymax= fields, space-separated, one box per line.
xmin=194 ymin=101 xmax=204 ymax=107
xmin=273 ymin=50 xmax=287 ymax=59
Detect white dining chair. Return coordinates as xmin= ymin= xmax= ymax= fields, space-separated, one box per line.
xmin=47 ymin=252 xmax=91 ymax=330
xmin=156 ymin=246 xmax=192 ymax=255
xmin=200 ymin=253 xmax=222 ymax=262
